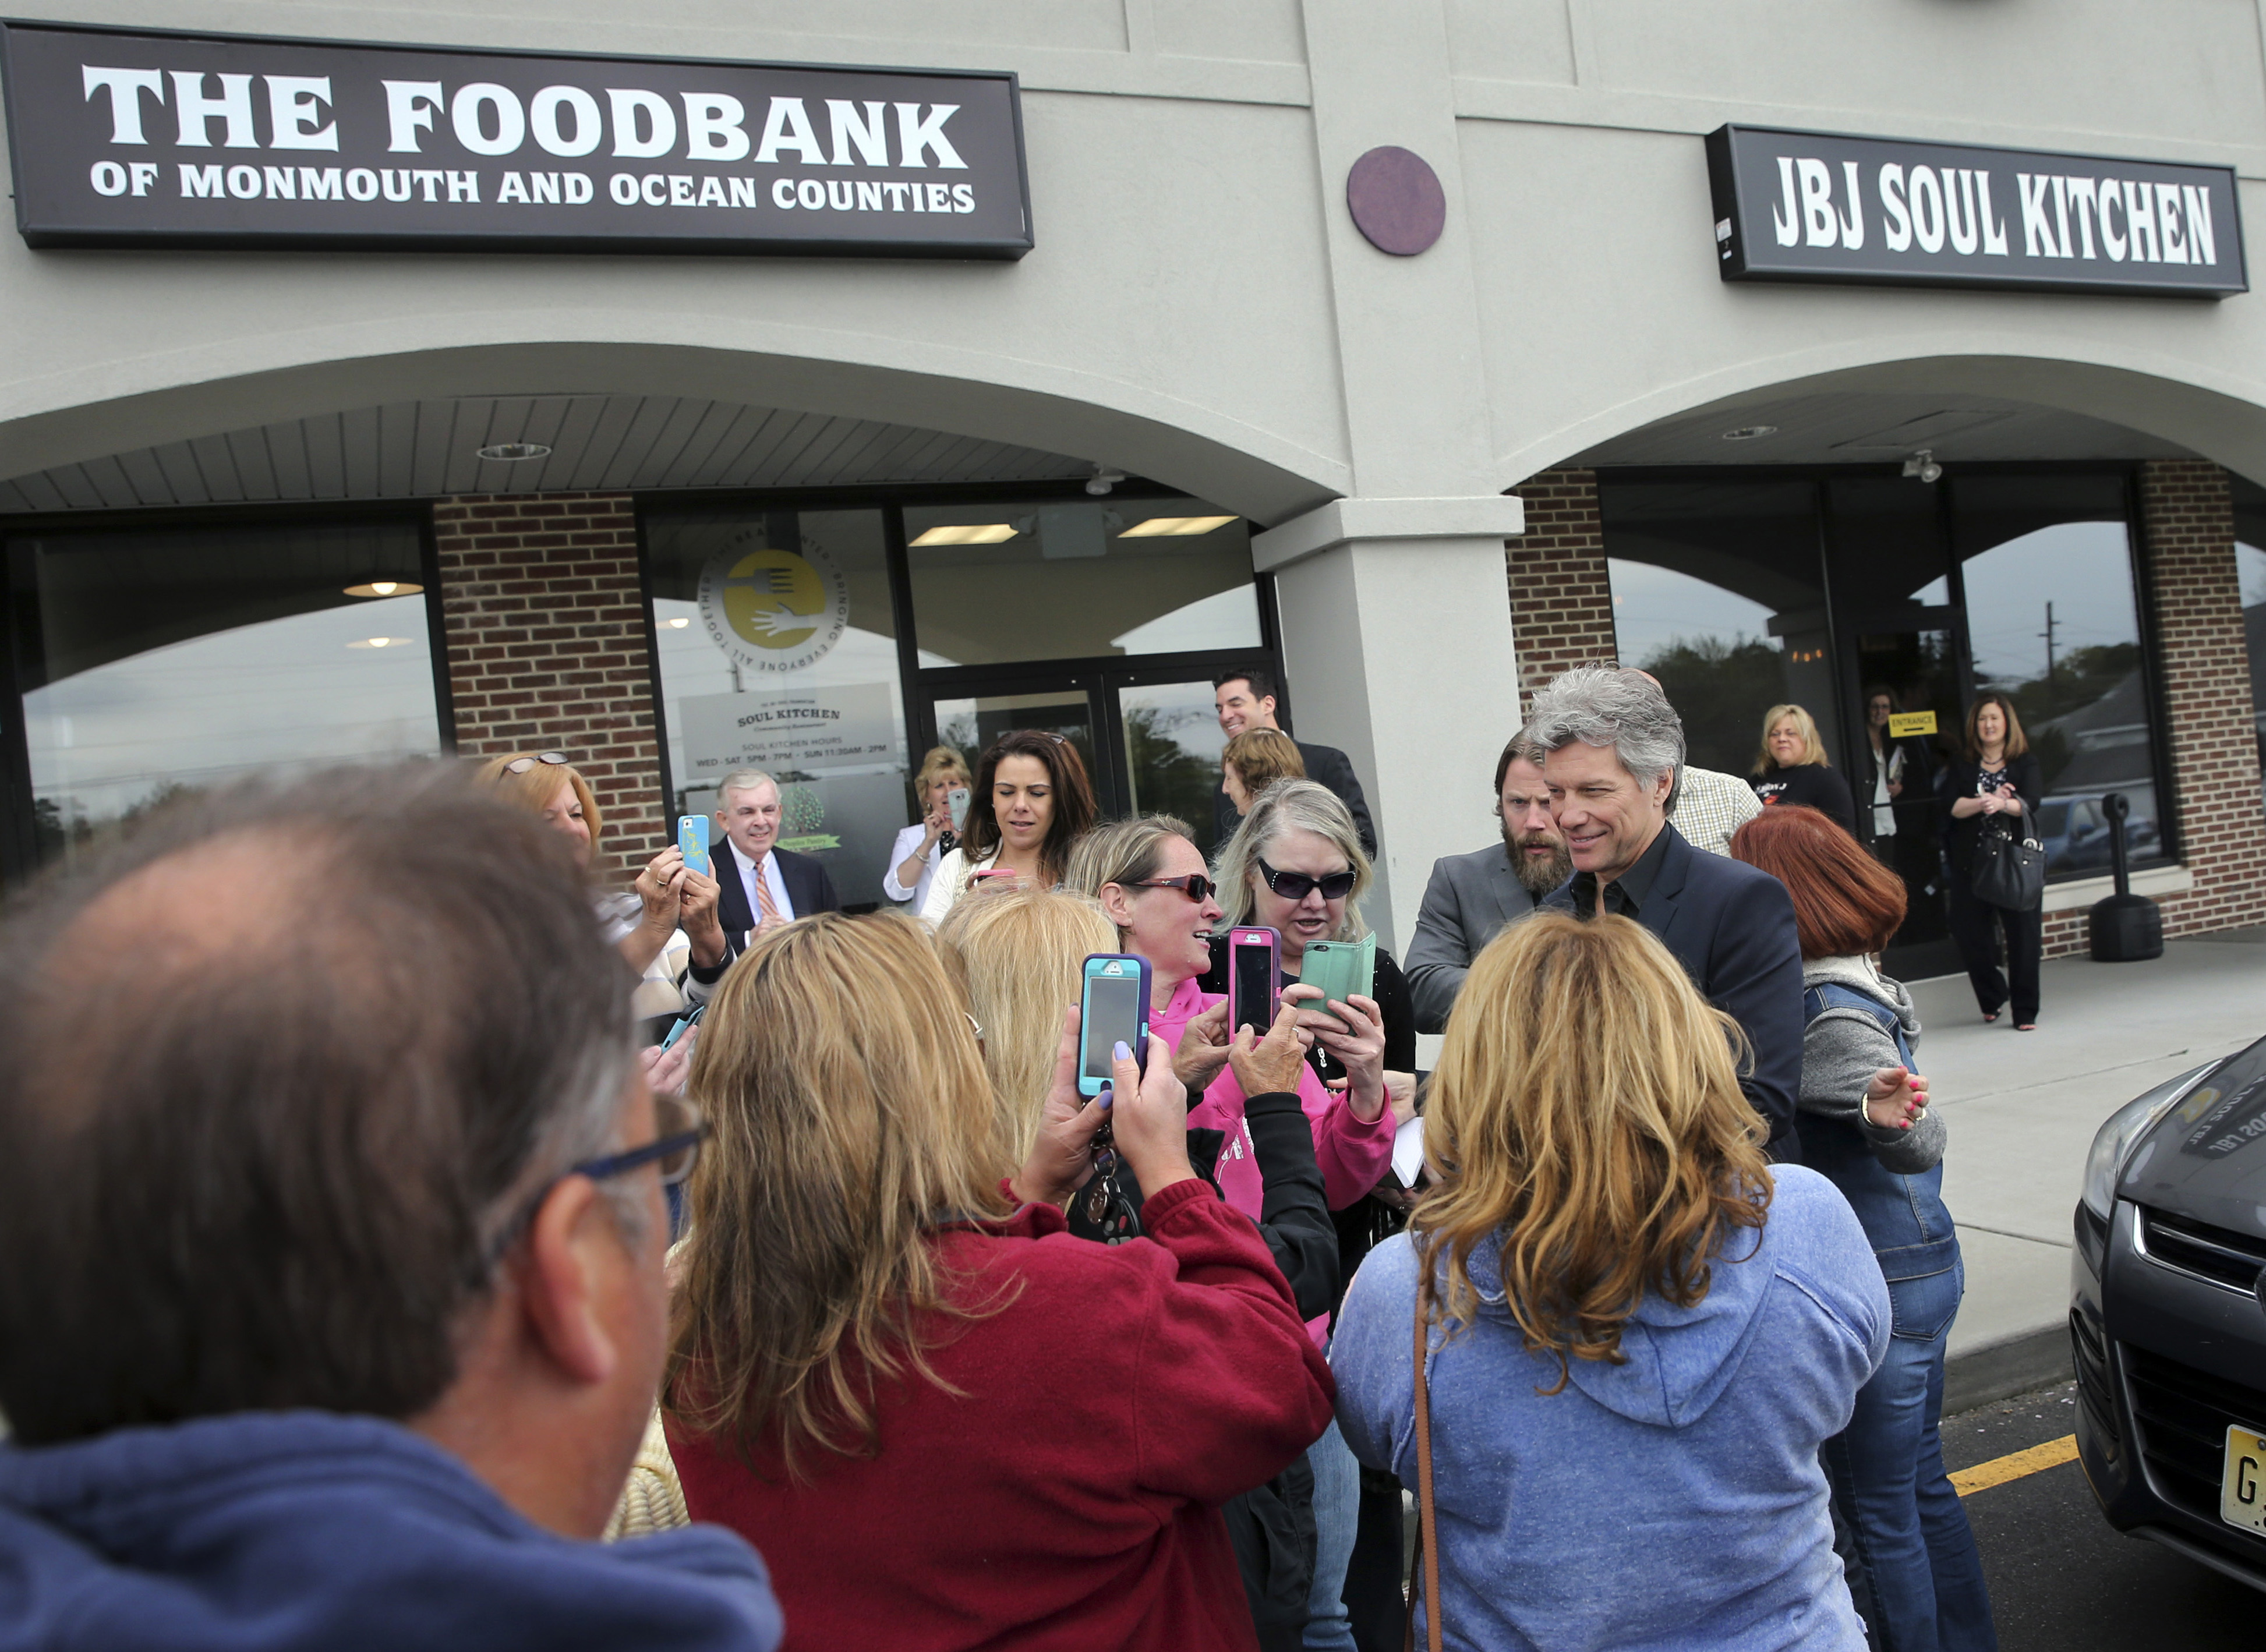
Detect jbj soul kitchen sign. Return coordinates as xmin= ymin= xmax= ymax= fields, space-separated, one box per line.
xmin=1706 ymin=124 xmax=2244 ymax=297
xmin=0 ymin=20 xmax=1032 ymax=256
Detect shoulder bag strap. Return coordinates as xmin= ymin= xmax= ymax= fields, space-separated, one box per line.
xmin=1403 ymin=1262 xmax=1445 ymax=1652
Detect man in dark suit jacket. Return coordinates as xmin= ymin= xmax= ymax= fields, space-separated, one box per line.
xmin=1405 ymin=731 xmax=1571 ymax=1032
xmin=684 ymin=768 xmax=841 ymax=998
xmin=1528 ymin=667 xmax=1804 ymax=1162
xmin=1212 ymin=667 xmax=1377 ymax=856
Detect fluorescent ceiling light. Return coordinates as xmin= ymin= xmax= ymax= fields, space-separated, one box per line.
xmin=1118 ymin=515 xmax=1237 ymax=538
xmin=347 ymin=636 xmax=415 ymax=650
xmin=910 ymin=523 xmax=1018 ymax=546
xmin=344 ymin=579 xmax=423 ymax=598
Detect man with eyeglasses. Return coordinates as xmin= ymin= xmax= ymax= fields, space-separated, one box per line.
xmin=0 ymin=765 xmax=782 ymax=1652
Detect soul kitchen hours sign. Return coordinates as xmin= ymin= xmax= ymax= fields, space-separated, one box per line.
xmin=1706 ymin=124 xmax=2244 ymax=297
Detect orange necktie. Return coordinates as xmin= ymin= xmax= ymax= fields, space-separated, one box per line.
xmin=753 ymin=861 xmax=782 ymax=933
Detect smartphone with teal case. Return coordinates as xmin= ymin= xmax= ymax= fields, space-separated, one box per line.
xmin=1298 ymin=933 xmax=1376 ymax=1027
xmin=1078 ymin=954 xmax=1152 ymax=1098
xmin=677 ymin=815 xmax=711 ymax=878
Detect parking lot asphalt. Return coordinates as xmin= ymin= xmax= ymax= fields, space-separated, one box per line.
xmin=1948 ymin=1382 xmax=2260 ymax=1650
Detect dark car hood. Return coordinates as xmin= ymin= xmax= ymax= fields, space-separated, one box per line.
xmin=2120 ymin=1032 xmax=2266 ymax=1235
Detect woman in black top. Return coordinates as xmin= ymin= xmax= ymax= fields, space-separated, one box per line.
xmin=1938 ymin=692 xmax=2045 ymax=1030
xmin=1196 ymin=777 xmax=1413 ymax=1652
xmin=1749 ymin=703 xmax=1859 ymax=836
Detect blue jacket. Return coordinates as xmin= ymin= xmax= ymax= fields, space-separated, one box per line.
xmin=0 ymin=1410 xmax=785 ymax=1652
xmin=1547 ymin=826 xmax=1807 ymax=1161
xmin=1332 ymin=1165 xmax=1887 ymax=1652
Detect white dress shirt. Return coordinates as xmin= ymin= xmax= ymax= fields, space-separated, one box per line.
xmin=726 ymin=837 xmax=796 ymax=932
xmin=883 ymin=823 xmax=941 ymax=911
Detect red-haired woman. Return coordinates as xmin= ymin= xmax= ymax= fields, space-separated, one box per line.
xmin=1731 ymin=805 xmax=1995 ymax=1652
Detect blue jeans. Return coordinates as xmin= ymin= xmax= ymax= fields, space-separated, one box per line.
xmin=1304 ymin=1412 xmax=1360 ymax=1651
xmin=1824 ymin=1261 xmax=1997 ymax=1652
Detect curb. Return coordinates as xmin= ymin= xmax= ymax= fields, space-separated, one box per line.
xmin=1943 ymin=1322 xmax=2074 ymax=1416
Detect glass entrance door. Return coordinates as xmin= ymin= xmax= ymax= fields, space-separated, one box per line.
xmin=1824 ymin=478 xmax=1968 ymax=977
xmin=922 ymin=667 xmax=1236 ymax=856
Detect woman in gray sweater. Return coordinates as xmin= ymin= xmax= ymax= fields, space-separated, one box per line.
xmin=1733 ymin=806 xmax=1998 ymax=1652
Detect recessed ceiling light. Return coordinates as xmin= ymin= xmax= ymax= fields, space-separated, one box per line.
xmin=476 ymin=441 xmax=551 ymax=462
xmin=344 ymin=579 xmax=424 ymax=598
xmin=910 ymin=523 xmax=1018 ymax=547
xmin=347 ymin=636 xmax=415 ymax=650
xmin=1720 ymin=425 xmax=1778 ymax=441
xmin=662 ymin=616 xmax=691 ymax=629
xmin=1118 ymin=515 xmax=1237 ymax=538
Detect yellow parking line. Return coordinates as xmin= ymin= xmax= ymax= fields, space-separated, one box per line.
xmin=1950 ymin=1434 xmax=2080 ymax=1497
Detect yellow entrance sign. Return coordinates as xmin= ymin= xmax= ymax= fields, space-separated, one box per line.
xmin=1889 ymin=710 xmax=1938 ymax=738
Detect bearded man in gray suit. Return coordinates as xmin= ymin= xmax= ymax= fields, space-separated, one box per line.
xmin=1404 ymin=728 xmax=1571 ymax=1034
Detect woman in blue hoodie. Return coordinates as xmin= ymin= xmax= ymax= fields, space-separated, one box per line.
xmin=1332 ymin=911 xmax=1889 ymax=1651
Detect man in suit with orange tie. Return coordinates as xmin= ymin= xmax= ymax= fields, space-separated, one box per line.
xmin=684 ymin=768 xmax=840 ymax=999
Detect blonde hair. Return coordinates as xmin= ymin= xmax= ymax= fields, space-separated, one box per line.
xmin=937 ymin=888 xmax=1117 ymax=1163
xmin=1753 ymin=703 xmax=1829 ymax=774
xmin=1063 ymin=815 xmax=1197 ymax=944
xmin=1222 ymin=728 xmax=1305 ymax=801
xmin=475 ymin=753 xmax=600 ymax=848
xmin=1214 ymin=779 xmax=1371 ymax=942
xmin=914 ymin=745 xmax=971 ymax=794
xmin=664 ymin=912 xmax=1016 ymax=1473
xmin=1412 ymin=911 xmax=1770 ymax=1391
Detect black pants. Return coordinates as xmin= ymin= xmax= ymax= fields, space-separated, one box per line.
xmin=1946 ymin=878 xmax=2042 ymax=1023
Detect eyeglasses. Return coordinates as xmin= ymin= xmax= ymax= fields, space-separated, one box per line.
xmin=504 ymin=751 xmax=570 ymax=774
xmin=485 ymin=1091 xmax=707 ymax=1263
xmin=1133 ymin=874 xmax=1218 ymax=904
xmin=569 ymin=1091 xmax=708 ymax=1188
xmin=1257 ymin=858 xmax=1357 ymax=902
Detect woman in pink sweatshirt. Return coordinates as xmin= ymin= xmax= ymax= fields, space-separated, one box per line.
xmin=1068 ymin=815 xmax=1394 ymax=1228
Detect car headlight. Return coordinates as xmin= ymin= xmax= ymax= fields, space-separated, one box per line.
xmin=2081 ymin=1063 xmax=2215 ymax=1220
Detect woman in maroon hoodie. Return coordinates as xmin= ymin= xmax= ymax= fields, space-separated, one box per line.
xmin=664 ymin=911 xmax=1334 ymax=1652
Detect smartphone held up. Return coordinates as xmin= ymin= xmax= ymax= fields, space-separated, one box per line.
xmin=1077 ymin=954 xmax=1151 ymax=1098
xmin=1227 ymin=926 xmax=1281 ymax=1036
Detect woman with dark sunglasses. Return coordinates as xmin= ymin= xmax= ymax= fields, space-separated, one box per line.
xmin=1067 ymin=816 xmax=1394 ymax=1229
xmin=1206 ymin=778 xmax=1417 ymax=1652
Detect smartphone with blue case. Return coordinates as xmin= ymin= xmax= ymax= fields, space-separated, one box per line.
xmin=1078 ymin=953 xmax=1152 ymax=1098
xmin=1298 ymin=933 xmax=1376 ymax=1028
xmin=1227 ymin=926 xmax=1282 ymax=1037
xmin=677 ymin=814 xmax=711 ymax=878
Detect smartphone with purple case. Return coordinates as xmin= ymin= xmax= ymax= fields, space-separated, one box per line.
xmin=1227 ymin=926 xmax=1282 ymax=1037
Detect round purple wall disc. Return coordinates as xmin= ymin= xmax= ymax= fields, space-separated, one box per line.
xmin=1345 ymin=146 xmax=1446 ymax=256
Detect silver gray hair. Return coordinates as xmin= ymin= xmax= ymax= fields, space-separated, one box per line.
xmin=717 ymin=767 xmax=777 ymax=802
xmin=1523 ymin=666 xmax=1687 ymax=798
xmin=1212 ymin=779 xmax=1372 ymax=942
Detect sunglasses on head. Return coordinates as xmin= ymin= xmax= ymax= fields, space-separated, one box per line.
xmin=1133 ymin=874 xmax=1218 ymax=904
xmin=1257 ymin=857 xmax=1357 ymax=902
xmin=504 ymin=751 xmax=570 ymax=774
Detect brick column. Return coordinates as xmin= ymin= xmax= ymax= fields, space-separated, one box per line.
xmin=1506 ymin=468 xmax=1618 ymax=712
xmin=433 ymin=493 xmax=662 ymax=882
xmin=2040 ymin=460 xmax=2266 ymax=953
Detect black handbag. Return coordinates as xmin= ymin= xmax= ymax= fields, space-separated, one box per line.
xmin=1971 ymin=815 xmax=2046 ymax=910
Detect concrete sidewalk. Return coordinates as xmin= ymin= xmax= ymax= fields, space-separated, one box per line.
xmin=1921 ymin=926 xmax=2266 ymax=1409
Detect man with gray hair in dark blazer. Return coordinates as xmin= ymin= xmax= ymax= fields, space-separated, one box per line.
xmin=1527 ymin=664 xmax=1806 ymax=1162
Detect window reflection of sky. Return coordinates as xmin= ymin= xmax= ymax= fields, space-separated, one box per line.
xmin=1609 ymin=560 xmax=1781 ymax=665
xmin=1962 ymin=521 xmax=2139 ymax=685
xmin=26 ymin=596 xmax=439 ymax=826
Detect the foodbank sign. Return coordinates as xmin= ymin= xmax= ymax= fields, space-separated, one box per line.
xmin=1706 ymin=124 xmax=2243 ymax=298
xmin=0 ymin=20 xmax=1031 ymax=256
